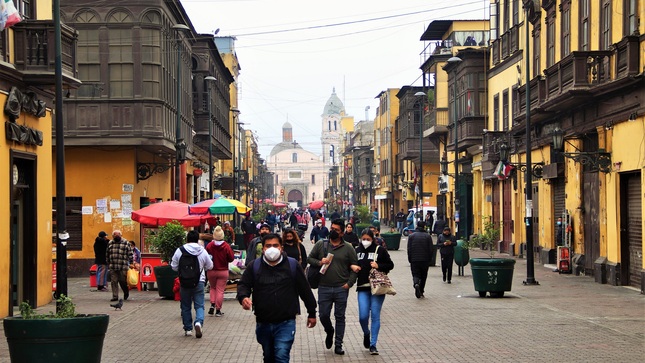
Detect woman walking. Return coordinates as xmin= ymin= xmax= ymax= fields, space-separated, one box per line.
xmin=342 ymin=222 xmax=359 ymax=248
xmin=354 ymin=229 xmax=394 ymax=355
xmin=205 ymin=226 xmax=234 ymax=316
xmin=282 ymin=228 xmax=308 ymax=269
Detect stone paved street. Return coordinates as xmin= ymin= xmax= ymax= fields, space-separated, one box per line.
xmin=1 ymin=235 xmax=643 ymax=362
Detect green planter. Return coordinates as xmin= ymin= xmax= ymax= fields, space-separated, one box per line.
xmin=4 ymin=314 xmax=109 ymax=363
xmin=470 ymin=258 xmax=516 ymax=297
xmin=235 ymin=233 xmax=246 ymax=250
xmin=454 ymin=240 xmax=470 ymax=267
xmin=154 ymin=265 xmax=178 ymax=299
xmin=381 ymin=232 xmax=401 ymax=250
xmin=355 ymin=223 xmax=371 ymax=233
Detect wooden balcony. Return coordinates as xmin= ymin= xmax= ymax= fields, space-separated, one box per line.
xmin=447 ymin=116 xmax=486 ymax=153
xmin=397 ymin=136 xmax=440 ymax=163
xmin=481 ymin=131 xmax=505 ymax=180
xmin=194 ymin=116 xmax=232 ymax=160
xmin=11 ymin=20 xmax=81 ymax=88
xmin=424 ymin=108 xmax=449 ymax=137
xmin=491 ymin=24 xmax=521 ymax=66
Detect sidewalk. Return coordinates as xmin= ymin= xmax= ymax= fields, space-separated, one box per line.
xmin=1 ymin=237 xmax=643 ymax=362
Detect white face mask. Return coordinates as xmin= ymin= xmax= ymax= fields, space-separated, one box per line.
xmin=361 ymin=240 xmax=372 ymax=249
xmin=264 ymin=247 xmax=281 ymax=262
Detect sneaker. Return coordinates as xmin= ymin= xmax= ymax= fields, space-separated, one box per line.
xmin=184 ymin=330 xmax=192 ymax=336
xmin=447 ymin=281 xmax=451 ymax=284
xmin=325 ymin=329 xmax=334 ymax=349
xmin=215 ymin=310 xmax=223 ymax=317
xmin=99 ymin=287 xmax=109 ymax=292
xmin=414 ymin=283 xmax=421 ymax=299
xmin=369 ymin=346 xmax=379 ymax=355
xmin=334 ymin=345 xmax=345 ymax=355
xmin=194 ymin=322 xmax=202 ymax=339
xmin=363 ymin=333 xmax=370 ymax=349
xmin=208 ymin=307 xmax=215 ymax=315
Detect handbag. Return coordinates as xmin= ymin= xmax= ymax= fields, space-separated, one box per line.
xmin=369 ymin=246 xmax=396 ymax=296
xmin=306 ymin=240 xmax=328 ymax=289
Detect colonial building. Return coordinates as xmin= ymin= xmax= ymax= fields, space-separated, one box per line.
xmin=2 ymin=1 xmax=80 ymax=316
xmin=373 ymin=88 xmax=400 ymax=223
xmin=321 ymin=88 xmax=344 ymax=169
xmin=268 ymin=122 xmax=325 ymax=207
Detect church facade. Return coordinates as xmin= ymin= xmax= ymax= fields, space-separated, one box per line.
xmin=268 ymin=122 xmax=326 ymax=207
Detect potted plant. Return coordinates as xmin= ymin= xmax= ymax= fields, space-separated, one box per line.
xmin=464 ymin=217 xmax=516 ymax=298
xmin=3 ymin=295 xmax=109 ymax=363
xmin=149 ymin=220 xmax=185 ymax=298
xmin=354 ymin=205 xmax=372 ymax=232
xmin=381 ymin=221 xmax=402 ymax=250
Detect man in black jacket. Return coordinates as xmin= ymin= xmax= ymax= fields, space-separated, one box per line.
xmin=407 ymin=221 xmax=433 ymax=298
xmin=237 ymin=234 xmax=317 ymax=363
xmin=241 ymin=213 xmax=257 ymax=249
xmin=436 ymin=226 xmax=457 ymax=283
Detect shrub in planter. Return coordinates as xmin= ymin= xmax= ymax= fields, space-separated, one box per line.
xmin=149 ymin=221 xmax=185 ymax=298
xmin=4 ymin=295 xmax=110 ymax=363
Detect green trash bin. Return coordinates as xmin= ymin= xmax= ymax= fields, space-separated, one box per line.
xmin=381 ymin=233 xmax=401 ymax=250
xmin=454 ymin=240 xmax=470 ymax=267
xmin=470 ymin=258 xmax=516 ymax=298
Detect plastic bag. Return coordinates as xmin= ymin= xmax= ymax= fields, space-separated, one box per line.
xmin=127 ymin=269 xmax=139 ymax=287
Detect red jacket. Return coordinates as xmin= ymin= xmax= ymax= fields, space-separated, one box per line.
xmin=206 ymin=241 xmax=234 ymax=271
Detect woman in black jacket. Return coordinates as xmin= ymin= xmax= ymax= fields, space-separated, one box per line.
xmin=342 ymin=222 xmax=359 ymax=247
xmin=281 ymin=229 xmax=308 ymax=269
xmin=353 ymin=229 xmax=394 ymax=355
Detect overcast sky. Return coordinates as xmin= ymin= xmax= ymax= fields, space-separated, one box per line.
xmin=182 ymin=0 xmax=489 ymax=160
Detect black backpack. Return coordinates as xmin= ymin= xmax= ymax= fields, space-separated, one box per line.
xmin=178 ymin=246 xmax=201 ymax=288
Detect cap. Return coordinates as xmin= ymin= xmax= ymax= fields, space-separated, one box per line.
xmin=98 ymin=231 xmax=107 ymax=237
xmin=260 ymin=223 xmax=271 ymax=230
xmin=443 ymin=226 xmax=451 ymax=231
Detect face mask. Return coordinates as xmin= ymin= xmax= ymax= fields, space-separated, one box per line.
xmin=113 ymin=236 xmax=121 ymax=242
xmin=361 ymin=240 xmax=372 ymax=249
xmin=329 ymin=230 xmax=340 ymax=240
xmin=264 ymin=247 xmax=281 ymax=262
xmin=260 ymin=231 xmax=268 ymax=237
xmin=557 ymin=221 xmax=562 ymax=226
xmin=285 ymin=238 xmax=294 ymax=243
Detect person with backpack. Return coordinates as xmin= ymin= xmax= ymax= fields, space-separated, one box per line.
xmin=237 ymin=233 xmax=317 ymax=363
xmin=171 ymin=230 xmax=213 ymax=338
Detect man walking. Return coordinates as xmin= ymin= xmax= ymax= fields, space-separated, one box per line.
xmin=436 ymin=226 xmax=457 ymax=283
xmin=237 ymin=233 xmax=317 ymax=363
xmin=106 ymin=230 xmax=133 ymax=302
xmin=407 ymin=221 xmax=433 ymax=298
xmin=94 ymin=231 xmax=109 ymax=291
xmin=307 ymin=219 xmax=358 ymax=355
xmin=171 ymin=230 xmax=213 ymax=338
xmin=241 ymin=213 xmax=257 ymax=248
xmin=395 ymin=209 xmax=406 ymax=233
xmin=246 ymin=223 xmax=272 ymax=266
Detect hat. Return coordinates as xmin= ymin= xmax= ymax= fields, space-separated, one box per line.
xmin=212 ymin=226 xmax=225 ymax=241
xmin=443 ymin=226 xmax=451 ymax=231
xmin=260 ymin=223 xmax=271 ymax=230
xmin=98 ymin=231 xmax=107 ymax=238
xmin=224 ymin=221 xmax=230 ymax=225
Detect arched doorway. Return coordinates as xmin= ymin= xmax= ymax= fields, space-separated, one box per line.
xmin=288 ymin=189 xmax=304 ymax=208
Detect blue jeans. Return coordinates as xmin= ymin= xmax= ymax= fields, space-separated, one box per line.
xmin=317 ymin=285 xmax=349 ymax=347
xmin=357 ymin=290 xmax=385 ymax=347
xmin=96 ymin=264 xmax=108 ymax=287
xmin=256 ymin=319 xmax=296 ymax=363
xmin=180 ymin=281 xmax=205 ymax=331
xmin=397 ymin=221 xmax=403 ymax=232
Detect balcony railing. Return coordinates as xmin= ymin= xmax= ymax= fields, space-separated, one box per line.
xmin=11 ymin=20 xmax=79 ymax=87
xmin=491 ymin=24 xmax=521 ymax=66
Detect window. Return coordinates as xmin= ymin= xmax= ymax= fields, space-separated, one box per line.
xmin=142 ymin=28 xmax=161 ymax=98
xmin=493 ymin=94 xmax=499 ymax=131
xmin=503 ymin=0 xmax=510 ymax=32
xmin=334 ymin=121 xmax=337 ymax=130
xmin=108 ymin=28 xmax=133 ymax=98
xmin=533 ymin=24 xmax=541 ymax=77
xmin=561 ymin=1 xmax=571 ymax=58
xmin=546 ymin=12 xmax=555 ymax=67
xmin=580 ymin=0 xmax=590 ymax=51
xmin=512 ymin=85 xmax=519 ymax=121
xmin=624 ymin=0 xmax=638 ymax=35
xmin=77 ymin=29 xmax=101 ymax=98
xmin=16 ymin=0 xmax=34 ymax=20
xmin=292 ymin=153 xmax=297 ymax=163
xmin=512 ymin=0 xmax=519 ymax=26
xmin=328 ymin=120 xmax=331 ymax=131
xmin=491 ymin=1 xmax=499 ymax=39
xmin=502 ymin=90 xmax=509 ymax=131
xmin=312 ymin=174 xmax=315 ymax=184
xmin=600 ymin=0 xmax=611 ymax=50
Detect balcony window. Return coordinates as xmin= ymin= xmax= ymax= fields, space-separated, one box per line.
xmin=502 ymin=90 xmax=509 ymax=131
xmin=77 ymin=29 xmax=100 ymax=98
xmin=533 ymin=24 xmax=541 ymax=77
xmin=546 ymin=11 xmax=555 ymax=67
xmin=493 ymin=94 xmax=499 ymax=131
xmin=142 ymin=28 xmax=161 ymax=98
xmin=600 ymin=0 xmax=612 ymax=50
xmin=108 ymin=28 xmax=133 ymax=98
xmin=17 ymin=0 xmax=34 ymax=20
xmin=503 ymin=0 xmax=510 ymax=32
xmin=579 ymin=0 xmax=590 ymax=51
xmin=624 ymin=0 xmax=638 ymax=36
xmin=512 ymin=0 xmax=519 ymax=25
xmin=561 ymin=1 xmax=571 ymax=58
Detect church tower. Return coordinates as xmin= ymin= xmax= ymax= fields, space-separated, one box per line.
xmin=321 ymin=88 xmax=344 ymax=166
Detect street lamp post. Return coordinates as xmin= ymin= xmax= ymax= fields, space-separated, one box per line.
xmin=446 ymin=56 xmax=462 ymax=237
xmin=414 ymin=91 xmax=426 ymax=221
xmin=204 ymin=76 xmax=217 ymax=199
xmin=523 ymin=4 xmax=538 ymax=285
xmin=173 ymin=24 xmax=190 ymax=201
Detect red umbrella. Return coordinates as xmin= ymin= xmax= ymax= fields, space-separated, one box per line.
xmin=309 ymin=200 xmax=324 ymax=209
xmin=272 ymin=202 xmax=288 ymax=208
xmin=132 ymin=201 xmax=215 ymax=227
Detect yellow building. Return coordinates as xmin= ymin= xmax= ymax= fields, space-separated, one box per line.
xmin=1 ymin=1 xmax=81 ymax=316
xmin=374 ymin=89 xmax=400 ymax=224
xmin=484 ymin=0 xmax=643 ymax=290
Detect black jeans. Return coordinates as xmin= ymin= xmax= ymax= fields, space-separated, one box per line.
xmin=440 ymin=253 xmax=454 ymax=282
xmin=409 ymin=261 xmax=430 ymax=294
